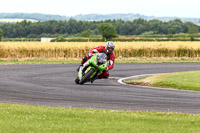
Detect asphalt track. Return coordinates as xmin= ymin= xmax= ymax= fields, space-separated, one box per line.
xmin=0 ymin=63 xmax=200 ymax=114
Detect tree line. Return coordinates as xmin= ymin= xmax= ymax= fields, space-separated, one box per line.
xmin=0 ymin=18 xmax=199 ymax=38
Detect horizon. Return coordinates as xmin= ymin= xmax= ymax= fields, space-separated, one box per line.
xmin=0 ymin=12 xmax=200 ymax=19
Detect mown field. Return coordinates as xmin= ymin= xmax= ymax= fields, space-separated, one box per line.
xmin=125 ymin=71 xmax=200 ymax=91
xmin=0 ymin=103 xmax=200 ymax=133
xmin=1 ymin=42 xmax=200 ymax=60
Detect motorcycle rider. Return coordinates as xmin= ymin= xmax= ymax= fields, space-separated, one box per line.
xmin=77 ymin=41 xmax=115 ymax=79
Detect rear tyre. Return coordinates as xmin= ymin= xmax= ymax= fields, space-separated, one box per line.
xmin=79 ymin=69 xmax=95 ymax=85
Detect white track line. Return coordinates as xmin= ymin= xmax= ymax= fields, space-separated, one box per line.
xmin=118 ymin=73 xmax=167 ymax=85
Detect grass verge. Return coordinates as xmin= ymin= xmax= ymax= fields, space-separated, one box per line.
xmin=1 ymin=57 xmax=200 ymax=64
xmin=0 ymin=103 xmax=200 ymax=133
xmin=125 ymin=71 xmax=200 ymax=91
xmin=0 ymin=60 xmax=81 ymax=64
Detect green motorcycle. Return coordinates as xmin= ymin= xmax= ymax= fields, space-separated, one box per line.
xmin=75 ymin=53 xmax=107 ymax=85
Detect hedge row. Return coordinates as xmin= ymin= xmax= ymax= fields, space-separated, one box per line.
xmin=1 ymin=38 xmax=41 ymax=42
xmin=52 ymin=38 xmax=200 ymax=42
xmin=138 ymin=34 xmax=200 ymax=38
xmin=1 ymin=38 xmax=200 ymax=42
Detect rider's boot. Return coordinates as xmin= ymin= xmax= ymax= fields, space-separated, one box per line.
xmin=77 ymin=56 xmax=88 ymax=71
xmin=76 ymin=64 xmax=82 ymax=71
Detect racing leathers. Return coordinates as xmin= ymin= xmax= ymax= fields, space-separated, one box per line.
xmin=81 ymin=46 xmax=115 ymax=79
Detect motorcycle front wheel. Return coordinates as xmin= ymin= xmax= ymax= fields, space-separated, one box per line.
xmin=79 ymin=69 xmax=95 ymax=85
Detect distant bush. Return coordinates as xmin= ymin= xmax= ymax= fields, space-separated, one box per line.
xmin=50 ymin=36 xmax=67 ymax=42
xmin=66 ymin=38 xmax=88 ymax=42
xmin=89 ymin=38 xmax=106 ymax=42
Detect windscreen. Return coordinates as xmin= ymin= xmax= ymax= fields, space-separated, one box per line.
xmin=97 ymin=53 xmax=107 ymax=64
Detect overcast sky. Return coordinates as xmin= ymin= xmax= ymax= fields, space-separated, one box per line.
xmin=0 ymin=0 xmax=199 ymax=18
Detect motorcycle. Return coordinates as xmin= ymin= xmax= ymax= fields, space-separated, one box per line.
xmin=75 ymin=53 xmax=107 ymax=85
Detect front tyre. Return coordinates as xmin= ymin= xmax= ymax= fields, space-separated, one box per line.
xmin=75 ymin=77 xmax=79 ymax=84
xmin=79 ymin=69 xmax=95 ymax=85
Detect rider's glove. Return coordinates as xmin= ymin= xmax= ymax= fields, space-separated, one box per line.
xmin=89 ymin=49 xmax=98 ymax=56
xmin=82 ymin=56 xmax=88 ymax=62
xmin=106 ymin=67 xmax=109 ymax=71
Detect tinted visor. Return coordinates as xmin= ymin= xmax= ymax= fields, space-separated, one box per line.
xmin=107 ymin=47 xmax=114 ymax=54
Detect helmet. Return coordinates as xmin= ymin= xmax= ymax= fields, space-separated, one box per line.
xmin=105 ymin=41 xmax=115 ymax=54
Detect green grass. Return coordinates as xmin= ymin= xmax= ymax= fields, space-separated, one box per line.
xmin=0 ymin=60 xmax=81 ymax=64
xmin=0 ymin=103 xmax=200 ymax=133
xmin=1 ymin=57 xmax=200 ymax=64
xmin=127 ymin=71 xmax=200 ymax=91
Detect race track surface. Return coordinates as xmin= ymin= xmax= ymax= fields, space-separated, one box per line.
xmin=0 ymin=63 xmax=200 ymax=114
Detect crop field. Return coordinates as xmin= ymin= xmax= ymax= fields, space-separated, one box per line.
xmin=1 ymin=42 xmax=200 ymax=59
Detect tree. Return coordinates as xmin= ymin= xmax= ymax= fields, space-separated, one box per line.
xmin=189 ymin=26 xmax=198 ymax=34
xmin=0 ymin=29 xmax=3 ymax=41
xmin=0 ymin=18 xmax=200 ymax=38
xmin=188 ymin=26 xmax=198 ymax=41
xmin=97 ymin=23 xmax=117 ymax=40
xmin=168 ymin=28 xmax=175 ymax=38
xmin=80 ymin=29 xmax=93 ymax=37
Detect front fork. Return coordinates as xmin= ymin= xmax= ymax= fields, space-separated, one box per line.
xmin=78 ymin=60 xmax=90 ymax=80
xmin=78 ymin=66 xmax=97 ymax=80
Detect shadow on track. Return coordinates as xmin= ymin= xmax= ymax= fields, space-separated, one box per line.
xmin=74 ymin=83 xmax=115 ymax=87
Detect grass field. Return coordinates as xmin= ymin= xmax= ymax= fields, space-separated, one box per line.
xmin=1 ymin=42 xmax=200 ymax=59
xmin=1 ymin=57 xmax=200 ymax=64
xmin=0 ymin=103 xmax=200 ymax=133
xmin=125 ymin=71 xmax=200 ymax=91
